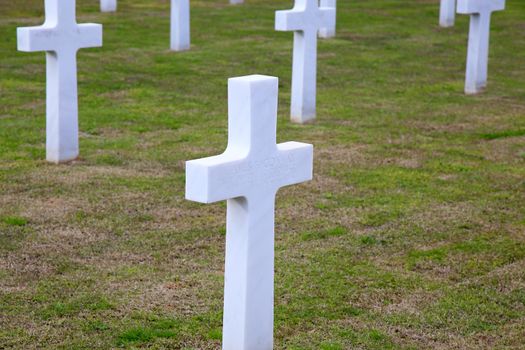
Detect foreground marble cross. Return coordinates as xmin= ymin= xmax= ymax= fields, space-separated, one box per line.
xmin=319 ymin=0 xmax=336 ymax=38
xmin=439 ymin=0 xmax=456 ymax=27
xmin=458 ymin=0 xmax=505 ymax=94
xmin=17 ymin=0 xmax=102 ymax=163
xmin=171 ymin=0 xmax=190 ymax=51
xmin=186 ymin=75 xmax=313 ymax=349
xmin=101 ymin=0 xmax=117 ymax=12
xmin=275 ymin=0 xmax=335 ymax=124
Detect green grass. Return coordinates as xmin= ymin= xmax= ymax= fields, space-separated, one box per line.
xmin=480 ymin=129 xmax=525 ymax=140
xmin=1 ymin=0 xmax=524 ymax=349
xmin=1 ymin=216 xmax=28 ymax=227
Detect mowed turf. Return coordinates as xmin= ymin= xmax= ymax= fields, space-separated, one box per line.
xmin=1 ymin=0 xmax=524 ymax=349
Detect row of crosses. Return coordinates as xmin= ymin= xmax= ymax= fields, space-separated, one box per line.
xmin=17 ymin=0 xmax=336 ymax=163
xmin=101 ymin=0 xmax=337 ymax=46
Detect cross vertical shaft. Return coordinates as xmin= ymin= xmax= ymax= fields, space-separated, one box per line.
xmin=223 ymin=194 xmax=276 ymax=350
xmin=46 ymin=49 xmax=79 ymax=162
xmin=100 ymin=0 xmax=117 ymax=12
xmin=439 ymin=0 xmax=456 ymax=27
xmin=171 ymin=0 xmax=190 ymax=51
xmin=46 ymin=0 xmax=75 ymax=26
xmin=465 ymin=13 xmax=491 ymax=94
xmin=319 ymin=0 xmax=336 ymax=38
xmin=291 ymin=29 xmax=318 ymax=123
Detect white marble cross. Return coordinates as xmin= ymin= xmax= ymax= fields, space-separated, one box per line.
xmin=186 ymin=75 xmax=313 ymax=350
xmin=17 ymin=0 xmax=102 ymax=163
xmin=275 ymin=0 xmax=335 ymax=124
xmin=319 ymin=0 xmax=337 ymax=38
xmin=458 ymin=0 xmax=505 ymax=94
xmin=439 ymin=0 xmax=456 ymax=27
xmin=171 ymin=0 xmax=190 ymax=51
xmin=101 ymin=0 xmax=117 ymax=12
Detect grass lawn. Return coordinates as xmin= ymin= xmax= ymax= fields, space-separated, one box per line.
xmin=1 ymin=0 xmax=524 ymax=348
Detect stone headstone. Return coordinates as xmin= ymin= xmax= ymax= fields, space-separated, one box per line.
xmin=101 ymin=0 xmax=117 ymax=12
xmin=171 ymin=0 xmax=190 ymax=51
xmin=17 ymin=0 xmax=103 ymax=163
xmin=458 ymin=0 xmax=505 ymax=94
xmin=319 ymin=0 xmax=337 ymax=38
xmin=440 ymin=0 xmax=456 ymax=27
xmin=275 ymin=0 xmax=335 ymax=124
xmin=230 ymin=0 xmax=244 ymax=4
xmin=186 ymin=75 xmax=313 ymax=350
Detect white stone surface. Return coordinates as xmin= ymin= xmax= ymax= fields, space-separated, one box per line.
xmin=17 ymin=0 xmax=102 ymax=163
xmin=186 ymin=75 xmax=313 ymax=350
xmin=101 ymin=0 xmax=117 ymax=12
xmin=319 ymin=0 xmax=336 ymax=38
xmin=439 ymin=0 xmax=456 ymax=27
xmin=275 ymin=0 xmax=335 ymax=124
xmin=458 ymin=0 xmax=505 ymax=94
xmin=171 ymin=0 xmax=190 ymax=51
xmin=230 ymin=0 xmax=244 ymax=4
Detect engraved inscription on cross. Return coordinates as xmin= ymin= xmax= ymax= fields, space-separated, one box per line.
xmin=186 ymin=75 xmax=313 ymax=350
xmin=17 ymin=0 xmax=102 ymax=163
xmin=458 ymin=0 xmax=505 ymax=94
xmin=275 ymin=0 xmax=335 ymax=124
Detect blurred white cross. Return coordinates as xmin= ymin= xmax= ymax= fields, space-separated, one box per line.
xmin=276 ymin=0 xmax=335 ymax=123
xmin=458 ymin=0 xmax=505 ymax=94
xmin=101 ymin=0 xmax=117 ymax=12
xmin=439 ymin=0 xmax=456 ymax=27
xmin=186 ymin=75 xmax=313 ymax=350
xmin=17 ymin=0 xmax=103 ymax=163
xmin=171 ymin=0 xmax=190 ymax=51
xmin=319 ymin=0 xmax=337 ymax=38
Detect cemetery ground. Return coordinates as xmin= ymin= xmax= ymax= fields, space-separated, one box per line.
xmin=0 ymin=0 xmax=524 ymax=348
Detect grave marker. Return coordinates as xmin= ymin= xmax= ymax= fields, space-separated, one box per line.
xmin=17 ymin=0 xmax=102 ymax=163
xmin=458 ymin=0 xmax=505 ymax=94
xmin=171 ymin=0 xmax=190 ymax=51
xmin=186 ymin=75 xmax=313 ymax=350
xmin=319 ymin=0 xmax=337 ymax=38
xmin=275 ymin=0 xmax=335 ymax=124
xmin=101 ymin=0 xmax=117 ymax=12
xmin=440 ymin=0 xmax=456 ymax=27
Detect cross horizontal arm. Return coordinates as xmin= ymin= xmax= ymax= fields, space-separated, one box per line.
xmin=275 ymin=142 xmax=313 ymax=188
xmin=17 ymin=26 xmax=57 ymax=52
xmin=275 ymin=10 xmax=306 ymax=32
xmin=17 ymin=23 xmax=102 ymax=53
xmin=275 ymin=8 xmax=335 ymax=33
xmin=76 ymin=23 xmax=103 ymax=49
xmin=457 ymin=0 xmax=505 ymax=14
xmin=186 ymin=142 xmax=313 ymax=204
xmin=186 ymin=152 xmax=247 ymax=204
